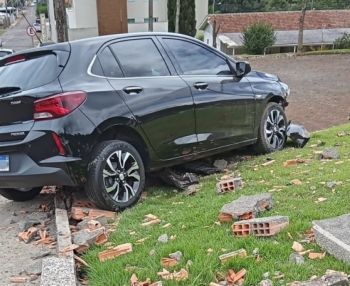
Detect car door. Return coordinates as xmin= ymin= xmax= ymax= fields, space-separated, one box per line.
xmin=105 ymin=37 xmax=196 ymax=160
xmin=160 ymin=36 xmax=256 ymax=152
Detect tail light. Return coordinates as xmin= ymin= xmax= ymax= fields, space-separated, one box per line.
xmin=34 ymin=91 xmax=87 ymax=121
xmin=51 ymin=132 xmax=66 ymax=156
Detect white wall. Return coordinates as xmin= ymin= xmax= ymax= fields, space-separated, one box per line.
xmin=195 ymin=0 xmax=208 ymax=29
xmin=66 ymin=0 xmax=98 ymax=40
xmin=127 ymin=0 xmax=168 ymax=32
xmin=128 ymin=0 xmax=168 ymax=23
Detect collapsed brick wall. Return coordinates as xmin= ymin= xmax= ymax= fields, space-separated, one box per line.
xmin=208 ymin=10 xmax=350 ymax=33
xmin=96 ymin=0 xmax=128 ymax=35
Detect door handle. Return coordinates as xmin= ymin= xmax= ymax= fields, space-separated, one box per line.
xmin=123 ymin=86 xmax=143 ymax=95
xmin=194 ymin=82 xmax=208 ymax=90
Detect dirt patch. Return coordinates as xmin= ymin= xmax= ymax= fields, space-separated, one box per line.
xmin=249 ymin=54 xmax=350 ymax=131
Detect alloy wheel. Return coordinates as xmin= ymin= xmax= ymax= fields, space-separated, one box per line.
xmin=264 ymin=108 xmax=286 ymax=150
xmin=102 ymin=150 xmax=141 ymax=203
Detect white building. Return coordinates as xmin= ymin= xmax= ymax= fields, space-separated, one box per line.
xmin=48 ymin=0 xmax=208 ymax=42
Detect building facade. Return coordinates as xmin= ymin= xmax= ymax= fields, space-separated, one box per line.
xmin=200 ymin=10 xmax=350 ymax=55
xmin=48 ymin=0 xmax=208 ymax=42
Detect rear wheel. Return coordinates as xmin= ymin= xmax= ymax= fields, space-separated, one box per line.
xmin=253 ymin=102 xmax=287 ymax=153
xmin=85 ymin=140 xmax=145 ymax=211
xmin=0 ymin=187 xmax=42 ymax=201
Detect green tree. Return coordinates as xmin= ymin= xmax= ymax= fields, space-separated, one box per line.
xmin=242 ymin=22 xmax=276 ymax=54
xmin=168 ymin=0 xmax=196 ymax=36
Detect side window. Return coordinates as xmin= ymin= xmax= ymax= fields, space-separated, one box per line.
xmin=91 ymin=48 xmax=123 ymax=78
xmin=163 ymin=38 xmax=231 ymax=76
xmin=109 ymin=39 xmax=170 ymax=77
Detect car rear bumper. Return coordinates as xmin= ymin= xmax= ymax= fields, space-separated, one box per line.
xmin=0 ymin=153 xmax=81 ymax=188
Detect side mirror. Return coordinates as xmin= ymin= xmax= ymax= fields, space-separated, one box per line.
xmin=235 ymin=61 xmax=251 ymax=77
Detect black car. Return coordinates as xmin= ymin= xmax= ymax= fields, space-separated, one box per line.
xmin=0 ymin=33 xmax=289 ymax=210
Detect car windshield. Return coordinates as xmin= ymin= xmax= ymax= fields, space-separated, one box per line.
xmin=0 ymin=54 xmax=59 ymax=91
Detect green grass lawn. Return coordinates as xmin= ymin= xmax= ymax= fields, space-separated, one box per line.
xmin=84 ymin=124 xmax=350 ymax=286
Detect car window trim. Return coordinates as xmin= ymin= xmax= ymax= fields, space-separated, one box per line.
xmin=158 ymin=36 xmax=233 ymax=76
xmin=87 ymin=56 xmax=178 ymax=80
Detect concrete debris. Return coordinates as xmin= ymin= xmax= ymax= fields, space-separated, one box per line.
xmin=183 ymin=184 xmax=201 ymax=196
xmin=289 ymin=253 xmax=305 ymax=265
xmin=313 ymin=214 xmax=350 ymax=264
xmin=259 ymin=279 xmax=273 ymax=286
xmin=130 ymin=273 xmax=163 ymax=286
xmin=219 ymin=249 xmax=247 ymax=263
xmin=169 ymin=251 xmax=183 ymax=262
xmin=219 ymin=193 xmax=273 ymax=222
xmin=213 ymin=159 xmax=228 ymax=171
xmin=326 ymin=181 xmax=337 ymax=189
xmin=157 ymin=234 xmax=169 ymax=244
xmin=98 ymin=243 xmax=132 ymax=262
xmin=159 ymin=168 xmax=199 ymax=190
xmin=76 ymin=216 xmax=108 ymax=230
xmin=288 ymin=270 xmax=349 ymax=286
xmin=319 ymin=148 xmax=340 ymax=160
xmin=72 ymin=227 xmax=106 ymax=253
xmin=233 ymin=216 xmax=289 ymax=237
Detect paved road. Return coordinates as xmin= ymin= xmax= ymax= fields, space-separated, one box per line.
xmin=2 ymin=6 xmax=38 ymax=51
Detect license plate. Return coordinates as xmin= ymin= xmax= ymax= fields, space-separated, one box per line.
xmin=0 ymin=155 xmax=9 ymax=172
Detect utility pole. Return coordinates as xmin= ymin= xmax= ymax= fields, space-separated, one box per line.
xmin=175 ymin=0 xmax=180 ymax=33
xmin=53 ymin=0 xmax=68 ymax=42
xmin=148 ymin=0 xmax=153 ymax=32
xmin=5 ymin=0 xmax=9 ymax=28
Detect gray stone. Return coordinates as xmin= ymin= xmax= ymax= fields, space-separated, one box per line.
xmin=40 ymin=257 xmax=76 ymax=286
xmin=288 ymin=270 xmax=349 ymax=286
xmin=169 ymin=251 xmax=182 ymax=262
xmin=25 ymin=260 xmax=42 ymax=275
xmin=259 ymin=279 xmax=273 ymax=286
xmin=262 ymin=272 xmax=270 ymax=279
xmin=220 ymin=193 xmax=273 ymax=220
xmin=313 ymin=214 xmax=350 ymax=264
xmin=322 ymin=148 xmax=340 ymax=160
xmin=18 ymin=218 xmax=42 ymax=232
xmin=76 ymin=216 xmax=108 ymax=230
xmin=72 ymin=227 xmax=105 ymax=247
xmin=289 ymin=252 xmax=305 ymax=265
xmin=253 ymin=248 xmax=260 ymax=257
xmin=213 ymin=159 xmax=228 ymax=171
xmin=157 ymin=234 xmax=168 ymax=243
xmin=326 ymin=181 xmax=337 ymax=189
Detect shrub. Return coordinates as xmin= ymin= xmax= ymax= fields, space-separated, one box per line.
xmin=242 ymin=22 xmax=276 ymax=55
xmin=36 ymin=3 xmax=48 ymax=18
xmin=334 ymin=33 xmax=350 ymax=49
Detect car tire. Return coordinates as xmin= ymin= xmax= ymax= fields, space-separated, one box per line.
xmin=85 ymin=140 xmax=145 ymax=211
xmin=0 ymin=187 xmax=42 ymax=202
xmin=253 ymin=102 xmax=287 ymax=154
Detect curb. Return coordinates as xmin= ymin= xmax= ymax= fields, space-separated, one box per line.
xmin=40 ymin=196 xmax=77 ymax=286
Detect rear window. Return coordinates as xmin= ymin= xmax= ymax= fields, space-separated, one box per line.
xmin=0 ymin=54 xmax=59 ymax=91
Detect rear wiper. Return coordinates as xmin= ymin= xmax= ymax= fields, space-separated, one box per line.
xmin=0 ymin=86 xmax=21 ymax=97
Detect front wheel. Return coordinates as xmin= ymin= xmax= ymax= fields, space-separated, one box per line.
xmin=85 ymin=140 xmax=145 ymax=211
xmin=253 ymin=102 xmax=287 ymax=153
xmin=0 ymin=187 xmax=42 ymax=202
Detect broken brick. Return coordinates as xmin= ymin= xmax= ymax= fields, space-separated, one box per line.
xmin=18 ymin=227 xmax=38 ymax=244
xmin=98 ymin=243 xmax=132 ymax=262
xmin=233 ymin=216 xmax=289 ymax=237
xmin=9 ymin=276 xmax=27 ymax=283
xmin=161 ymin=257 xmax=178 ymax=267
xmin=72 ymin=227 xmax=106 ymax=252
xmin=219 ymin=249 xmax=247 ymax=263
xmin=141 ymin=214 xmax=161 ymax=226
xmin=216 ymin=179 xmax=235 ymax=194
xmin=283 ymin=159 xmax=305 ymax=167
xmin=218 ymin=213 xmax=233 ymax=223
xmin=71 ymin=207 xmax=116 ymax=221
xmin=157 ymin=268 xmax=188 ymax=281
xmin=220 ymin=193 xmax=272 ymax=222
